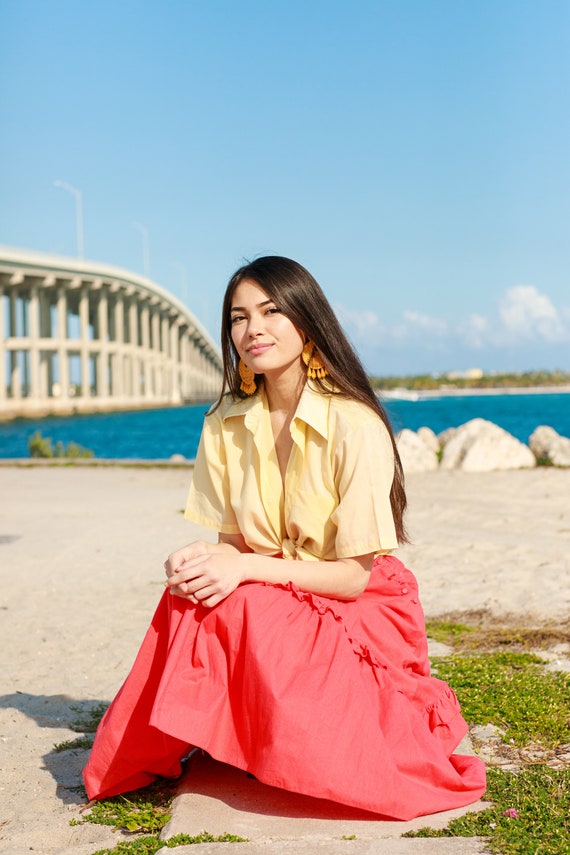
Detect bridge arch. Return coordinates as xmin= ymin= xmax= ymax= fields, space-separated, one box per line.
xmin=0 ymin=247 xmax=223 ymax=418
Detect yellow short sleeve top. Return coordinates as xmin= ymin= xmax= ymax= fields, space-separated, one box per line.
xmin=184 ymin=382 xmax=398 ymax=561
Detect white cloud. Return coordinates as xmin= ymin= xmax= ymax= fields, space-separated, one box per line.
xmin=499 ymin=285 xmax=568 ymax=343
xmin=459 ymin=313 xmax=490 ymax=349
xmin=400 ymin=310 xmax=448 ymax=337
xmin=334 ymin=304 xmax=384 ymax=338
xmin=336 ymin=303 xmax=449 ymax=344
xmin=334 ymin=284 xmax=569 ymax=369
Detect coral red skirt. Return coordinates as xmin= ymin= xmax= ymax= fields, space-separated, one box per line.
xmin=83 ymin=556 xmax=486 ymax=819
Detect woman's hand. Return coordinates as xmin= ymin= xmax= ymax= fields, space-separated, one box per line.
xmin=164 ymin=541 xmax=244 ymax=608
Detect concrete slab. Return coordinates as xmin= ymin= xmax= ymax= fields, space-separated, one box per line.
xmin=161 ymin=753 xmax=490 ymax=849
xmin=157 ymin=839 xmax=489 ymax=854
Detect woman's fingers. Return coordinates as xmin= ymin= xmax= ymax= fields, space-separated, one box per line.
xmin=164 ymin=541 xmax=212 ymax=577
xmin=169 ymin=582 xmax=218 ymax=607
xmin=165 ymin=557 xmax=210 ymax=589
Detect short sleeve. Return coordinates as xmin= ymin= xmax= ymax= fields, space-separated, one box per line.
xmin=184 ymin=412 xmax=241 ymax=533
xmin=330 ymin=418 xmax=398 ymax=557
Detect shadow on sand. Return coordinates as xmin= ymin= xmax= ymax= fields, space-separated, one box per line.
xmin=0 ymin=691 xmax=109 ymax=805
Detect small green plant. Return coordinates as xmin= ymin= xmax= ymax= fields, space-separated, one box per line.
xmin=427 ymin=619 xmax=570 ymax=654
xmin=90 ymin=831 xmax=247 ymax=855
xmin=69 ymin=702 xmax=109 ymax=733
xmin=53 ymin=702 xmax=109 ymax=754
xmin=54 ymin=736 xmax=94 ymax=753
xmin=425 ymin=620 xmax=474 ymax=645
xmin=28 ymin=431 xmax=52 ymax=457
xmin=28 ymin=430 xmax=94 ymax=458
xmin=82 ymin=781 xmax=176 ymax=833
xmin=79 ymin=774 xmax=248 ymax=853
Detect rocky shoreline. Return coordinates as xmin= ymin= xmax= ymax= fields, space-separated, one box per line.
xmin=397 ymin=421 xmax=570 ymax=473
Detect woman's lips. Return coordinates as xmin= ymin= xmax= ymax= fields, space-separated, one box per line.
xmin=247 ymin=343 xmax=273 ymax=356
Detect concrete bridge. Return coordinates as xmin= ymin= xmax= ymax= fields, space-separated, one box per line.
xmin=0 ymin=246 xmax=223 ymax=419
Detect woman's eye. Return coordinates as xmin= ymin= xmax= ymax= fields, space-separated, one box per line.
xmin=231 ymin=314 xmax=246 ymax=324
xmin=266 ymin=307 xmax=280 ymax=315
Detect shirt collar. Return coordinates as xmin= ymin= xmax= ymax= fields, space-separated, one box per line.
xmin=293 ymin=381 xmax=330 ymax=440
xmin=221 ymin=389 xmax=265 ymax=435
xmin=222 ymin=381 xmax=330 ymax=440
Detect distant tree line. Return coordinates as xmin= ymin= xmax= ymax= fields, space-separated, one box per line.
xmin=369 ymin=370 xmax=570 ymax=392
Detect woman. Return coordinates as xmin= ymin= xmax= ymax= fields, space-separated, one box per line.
xmin=83 ymin=256 xmax=486 ymax=819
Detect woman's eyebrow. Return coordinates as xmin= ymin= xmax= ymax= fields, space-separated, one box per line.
xmin=230 ymin=299 xmax=273 ymax=312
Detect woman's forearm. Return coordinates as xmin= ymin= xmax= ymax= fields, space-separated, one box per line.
xmin=238 ymin=552 xmax=373 ymax=600
xmin=218 ymin=532 xmax=374 ymax=600
xmin=166 ymin=536 xmax=373 ymax=606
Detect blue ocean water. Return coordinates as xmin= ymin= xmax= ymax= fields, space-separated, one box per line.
xmin=0 ymin=392 xmax=568 ymax=460
xmin=383 ymin=392 xmax=570 ymax=444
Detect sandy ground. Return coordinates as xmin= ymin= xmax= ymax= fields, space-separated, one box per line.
xmin=0 ymin=464 xmax=568 ymax=854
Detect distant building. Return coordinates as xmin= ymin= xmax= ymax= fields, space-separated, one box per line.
xmin=447 ymin=368 xmax=484 ymax=381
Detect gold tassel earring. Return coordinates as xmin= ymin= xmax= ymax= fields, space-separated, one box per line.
xmin=238 ymin=359 xmax=257 ymax=395
xmin=302 ymin=340 xmax=328 ymax=380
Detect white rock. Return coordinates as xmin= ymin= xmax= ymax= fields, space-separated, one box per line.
xmin=470 ymin=723 xmax=507 ymax=741
xmin=169 ymin=453 xmax=187 ymax=463
xmin=417 ymin=425 xmax=440 ymax=452
xmin=396 ymin=429 xmax=439 ymax=473
xmin=529 ymin=425 xmax=570 ymax=467
xmin=438 ymin=426 xmax=457 ymax=448
xmin=440 ymin=418 xmax=536 ymax=472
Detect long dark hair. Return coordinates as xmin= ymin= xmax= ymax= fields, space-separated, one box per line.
xmin=214 ymin=255 xmax=408 ymax=542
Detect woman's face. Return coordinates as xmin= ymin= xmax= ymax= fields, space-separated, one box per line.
xmin=230 ymin=279 xmax=305 ymax=384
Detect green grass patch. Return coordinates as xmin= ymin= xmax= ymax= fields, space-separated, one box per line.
xmin=79 ymin=780 xmax=248 ymax=853
xmin=90 ymin=832 xmax=247 ymax=855
xmin=53 ymin=702 xmax=108 ymax=753
xmin=54 ymin=735 xmax=94 ymax=753
xmin=433 ymin=651 xmax=570 ymax=747
xmin=405 ymin=766 xmax=570 ymax=855
xmin=81 ymin=781 xmax=177 ymax=833
xmin=69 ymin=702 xmax=109 ymax=733
xmin=421 ymin=620 xmax=570 ymax=852
xmin=425 ymin=620 xmax=474 ymax=645
xmin=427 ymin=618 xmax=570 ymax=654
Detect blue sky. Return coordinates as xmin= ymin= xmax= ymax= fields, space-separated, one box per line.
xmin=1 ymin=0 xmax=569 ymax=375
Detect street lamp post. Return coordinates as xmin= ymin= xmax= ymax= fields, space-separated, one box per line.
xmin=133 ymin=222 xmax=150 ymax=278
xmin=54 ymin=180 xmax=84 ymax=258
xmin=171 ymin=262 xmax=188 ymax=305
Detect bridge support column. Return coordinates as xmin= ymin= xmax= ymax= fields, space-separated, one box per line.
xmin=57 ymin=286 xmax=69 ymax=402
xmin=38 ymin=287 xmax=52 ymax=401
xmin=79 ymin=286 xmax=91 ymax=398
xmin=29 ymin=285 xmax=40 ymax=401
xmin=161 ymin=314 xmax=170 ymax=398
xmin=9 ymin=292 xmax=21 ymax=400
xmin=180 ymin=330 xmax=189 ymax=400
xmin=111 ymin=290 xmax=124 ymax=399
xmin=170 ymin=319 xmax=181 ymax=403
xmin=129 ymin=296 xmax=139 ymax=399
xmin=140 ymin=301 xmax=151 ymax=398
xmin=97 ymin=287 xmax=109 ymax=398
xmin=151 ymin=307 xmax=161 ymax=397
xmin=0 ymin=287 xmax=5 ymax=402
